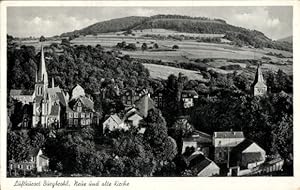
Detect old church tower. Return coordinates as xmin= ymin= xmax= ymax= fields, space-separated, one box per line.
xmin=251 ymin=64 xmax=267 ymax=96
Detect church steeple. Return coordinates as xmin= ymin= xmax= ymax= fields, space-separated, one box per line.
xmin=38 ymin=45 xmax=48 ymax=86
xmin=254 ymin=64 xmax=264 ymax=84
xmin=252 ymin=63 xmax=267 ymax=96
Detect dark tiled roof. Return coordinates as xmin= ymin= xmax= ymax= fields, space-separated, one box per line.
xmin=231 ymin=139 xmax=255 ymax=153
xmin=80 ymin=96 xmax=94 ymax=110
xmin=56 ymin=92 xmax=67 ymax=107
xmin=188 ymin=153 xmax=214 ymax=174
xmin=50 ymin=103 xmax=60 ymax=116
xmin=214 ymin=131 xmax=244 ymax=138
xmin=68 ymin=96 xmax=94 ymax=111
xmin=134 ymin=95 xmax=155 ymax=118
xmin=230 ymin=139 xmax=265 ymax=167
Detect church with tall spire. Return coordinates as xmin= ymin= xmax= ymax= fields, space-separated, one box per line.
xmin=32 ymin=45 xmax=67 ymax=128
xmin=251 ymin=64 xmax=267 ymax=96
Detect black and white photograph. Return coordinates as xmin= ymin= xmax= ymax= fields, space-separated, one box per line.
xmin=1 ymin=1 xmax=297 ymax=186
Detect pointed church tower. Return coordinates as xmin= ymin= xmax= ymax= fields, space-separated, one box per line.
xmin=251 ymin=64 xmax=267 ymax=96
xmin=33 ymin=45 xmax=49 ymax=127
xmin=38 ymin=45 xmax=48 ymax=85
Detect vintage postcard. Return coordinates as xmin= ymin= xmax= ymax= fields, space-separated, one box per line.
xmin=0 ymin=1 xmax=299 ymax=190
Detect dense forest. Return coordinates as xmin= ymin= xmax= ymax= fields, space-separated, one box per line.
xmin=7 ymin=41 xmax=293 ymax=176
xmin=61 ymin=14 xmax=292 ymax=52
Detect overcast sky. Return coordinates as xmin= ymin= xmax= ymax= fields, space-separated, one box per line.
xmin=7 ymin=6 xmax=292 ymax=40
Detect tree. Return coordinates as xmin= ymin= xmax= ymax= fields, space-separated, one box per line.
xmin=7 ymin=130 xmax=31 ymax=162
xmin=143 ymin=109 xmax=177 ymax=161
xmin=172 ymin=45 xmax=179 ymax=49
xmin=39 ymin=35 xmax=46 ymax=42
xmin=141 ymin=43 xmax=148 ymax=51
xmin=125 ymin=43 xmax=137 ymax=51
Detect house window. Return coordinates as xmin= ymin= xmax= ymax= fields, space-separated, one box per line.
xmin=74 ymin=112 xmax=78 ymax=118
xmin=74 ymin=119 xmax=78 ymax=125
xmin=69 ymin=119 xmax=73 ymax=125
xmin=69 ymin=113 xmax=73 ymax=118
xmin=27 ymin=165 xmax=31 ymax=170
xmin=81 ymin=113 xmax=85 ymax=118
xmin=19 ymin=164 xmax=23 ymax=169
xmin=77 ymin=106 xmax=82 ymax=112
xmin=86 ymin=113 xmax=90 ymax=118
xmin=81 ymin=119 xmax=85 ymax=125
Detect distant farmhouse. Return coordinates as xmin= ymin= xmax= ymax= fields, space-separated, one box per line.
xmin=10 ymin=45 xmax=101 ymax=128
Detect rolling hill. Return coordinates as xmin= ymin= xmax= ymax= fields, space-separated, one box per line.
xmin=278 ymin=35 xmax=292 ymax=43
xmin=61 ymin=14 xmax=292 ymax=52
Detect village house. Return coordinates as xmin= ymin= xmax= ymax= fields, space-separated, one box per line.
xmin=230 ymin=139 xmax=266 ymax=170
xmin=9 ymin=148 xmax=49 ymax=175
xmin=182 ymin=130 xmax=212 ymax=157
xmin=187 ymin=151 xmax=220 ymax=177
xmin=65 ymin=84 xmax=100 ymax=128
xmin=103 ymin=114 xmax=126 ymax=133
xmin=181 ymin=90 xmax=199 ymax=108
xmin=213 ymin=131 xmax=245 ymax=165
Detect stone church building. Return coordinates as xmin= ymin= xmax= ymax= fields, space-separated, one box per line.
xmin=10 ymin=45 xmax=100 ymax=128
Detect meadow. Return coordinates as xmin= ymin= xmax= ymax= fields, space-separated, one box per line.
xmin=18 ymin=30 xmax=293 ymax=78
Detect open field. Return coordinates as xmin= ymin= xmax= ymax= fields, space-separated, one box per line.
xmin=17 ymin=32 xmax=293 ymax=78
xmin=143 ymin=63 xmax=208 ymax=81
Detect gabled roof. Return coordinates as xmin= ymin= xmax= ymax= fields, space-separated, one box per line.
xmin=10 ymin=89 xmax=34 ymax=96
xmin=47 ymin=86 xmax=62 ymax=101
xmin=80 ymin=96 xmax=94 ymax=110
xmin=68 ymin=96 xmax=94 ymax=111
xmin=56 ymin=92 xmax=67 ymax=107
xmin=182 ymin=90 xmax=199 ymax=98
xmin=188 ymin=152 xmax=216 ymax=174
xmin=231 ymin=139 xmax=264 ymax=154
xmin=134 ymin=95 xmax=155 ymax=118
xmin=214 ymin=131 xmax=244 ymax=138
xmin=127 ymin=112 xmax=143 ymax=121
xmin=183 ymin=131 xmax=212 ymax=144
xmin=108 ymin=114 xmax=122 ymax=125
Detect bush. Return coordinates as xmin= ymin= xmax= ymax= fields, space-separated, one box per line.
xmin=172 ymin=45 xmax=179 ymax=49
xmin=125 ymin=43 xmax=137 ymax=51
xmin=142 ymin=43 xmax=148 ymax=51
